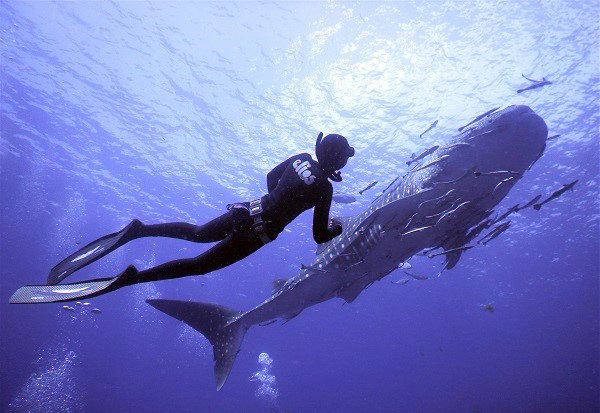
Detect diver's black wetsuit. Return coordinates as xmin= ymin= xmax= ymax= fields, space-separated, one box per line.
xmin=127 ymin=153 xmax=341 ymax=284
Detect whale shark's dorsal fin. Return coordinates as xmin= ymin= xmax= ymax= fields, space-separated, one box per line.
xmin=335 ymin=283 xmax=364 ymax=304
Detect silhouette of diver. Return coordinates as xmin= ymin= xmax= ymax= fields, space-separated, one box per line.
xmin=47 ymin=133 xmax=355 ymax=294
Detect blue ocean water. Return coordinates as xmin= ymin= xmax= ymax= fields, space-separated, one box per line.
xmin=1 ymin=1 xmax=598 ymax=412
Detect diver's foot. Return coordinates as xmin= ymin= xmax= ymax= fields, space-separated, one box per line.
xmin=122 ymin=218 xmax=144 ymax=241
xmin=122 ymin=265 xmax=138 ymax=278
xmin=113 ymin=265 xmax=139 ymax=288
xmin=47 ymin=221 xmax=143 ymax=285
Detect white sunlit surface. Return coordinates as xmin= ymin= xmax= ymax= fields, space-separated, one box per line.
xmin=2 ymin=1 xmax=596 ymax=221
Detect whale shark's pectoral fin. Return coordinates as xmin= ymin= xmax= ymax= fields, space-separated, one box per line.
xmin=444 ymin=250 xmax=462 ymax=270
xmin=146 ymin=299 xmax=246 ymax=391
xmin=335 ymin=283 xmax=364 ymax=304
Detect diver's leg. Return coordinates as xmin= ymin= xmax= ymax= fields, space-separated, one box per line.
xmin=138 ymin=210 xmax=237 ymax=243
xmin=48 ymin=211 xmax=238 ymax=284
xmin=126 ymin=232 xmax=264 ymax=284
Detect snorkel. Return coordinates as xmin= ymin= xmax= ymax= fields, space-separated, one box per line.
xmin=315 ymin=132 xmax=355 ymax=182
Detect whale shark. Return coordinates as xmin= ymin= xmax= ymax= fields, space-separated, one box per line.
xmin=147 ymin=105 xmax=548 ymax=390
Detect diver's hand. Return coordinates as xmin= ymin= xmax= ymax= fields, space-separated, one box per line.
xmin=329 ymin=218 xmax=343 ymax=237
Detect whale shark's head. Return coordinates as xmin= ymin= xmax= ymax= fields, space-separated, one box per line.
xmin=428 ymin=105 xmax=548 ymax=187
xmin=462 ymin=105 xmax=547 ymax=174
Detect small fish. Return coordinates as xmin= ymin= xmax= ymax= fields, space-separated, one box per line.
xmin=407 ymin=146 xmax=439 ymax=166
xmin=465 ymin=219 xmax=493 ymax=243
xmin=91 ymin=308 xmax=102 ymax=314
xmin=421 ymin=246 xmax=441 ymax=255
xmin=259 ymin=320 xmax=277 ymax=326
xmin=391 ymin=278 xmax=410 ymax=285
xmin=492 ymin=203 xmax=520 ymax=224
xmin=359 ymin=181 xmax=378 ymax=195
xmin=458 ymin=107 xmax=501 ymax=132
xmin=479 ymin=221 xmax=511 ymax=245
xmin=332 ymin=194 xmax=356 ymax=204
xmin=75 ymin=301 xmax=82 ymax=306
xmin=492 ymin=176 xmax=516 ymax=194
xmin=83 ymin=302 xmax=91 ymax=306
xmin=403 ymin=270 xmax=428 ymax=280
xmin=547 ymin=134 xmax=561 ymax=141
xmin=533 ymin=180 xmax=578 ymax=210
xmin=398 ymin=262 xmax=412 ymax=269
xmin=419 ymin=120 xmax=438 ymax=138
xmin=520 ymin=195 xmax=542 ymax=210
xmin=418 ymin=189 xmax=456 ymax=209
xmin=427 ymin=245 xmax=474 ymax=258
xmin=405 ymin=155 xmax=450 ymax=176
xmin=521 ymin=73 xmax=544 ymax=83
xmin=475 ymin=170 xmax=521 ymax=177
xmin=436 ymin=201 xmax=470 ymax=226
xmin=402 ymin=226 xmax=432 ymax=236
xmin=62 ymin=306 xmax=75 ymax=311
xmin=481 ymin=303 xmax=495 ymax=313
xmin=517 ymin=75 xmax=552 ymax=93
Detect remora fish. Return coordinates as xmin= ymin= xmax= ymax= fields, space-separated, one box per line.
xmin=458 ymin=107 xmax=501 ymax=132
xmin=479 ymin=221 xmax=511 ymax=245
xmin=533 ymin=180 xmax=578 ymax=210
xmin=403 ymin=270 xmax=428 ymax=280
xmin=419 ymin=120 xmax=438 ymax=138
xmin=492 ymin=203 xmax=520 ymax=224
xmin=427 ymin=245 xmax=474 ymax=258
xmin=332 ymin=194 xmax=357 ymax=204
xmin=517 ymin=74 xmax=552 ymax=94
xmin=520 ymin=195 xmax=542 ymax=210
xmin=406 ymin=146 xmax=440 ymax=167
xmin=146 ymin=105 xmax=548 ymax=390
xmin=547 ymin=134 xmax=560 ymax=141
xmin=359 ymin=181 xmax=378 ymax=195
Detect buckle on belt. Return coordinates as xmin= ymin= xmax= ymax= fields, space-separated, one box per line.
xmin=249 ymin=198 xmax=271 ymax=244
xmin=249 ymin=199 xmax=263 ymax=216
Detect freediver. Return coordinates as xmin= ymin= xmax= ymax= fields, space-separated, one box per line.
xmin=41 ymin=133 xmax=355 ymax=299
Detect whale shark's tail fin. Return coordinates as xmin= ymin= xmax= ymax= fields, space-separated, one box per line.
xmin=146 ymin=299 xmax=246 ymax=391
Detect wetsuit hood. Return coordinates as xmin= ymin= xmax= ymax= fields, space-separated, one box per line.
xmin=315 ymin=132 xmax=355 ymax=182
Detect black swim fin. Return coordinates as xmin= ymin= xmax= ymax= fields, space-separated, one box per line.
xmin=47 ymin=219 xmax=142 ymax=285
xmin=11 ymin=266 xmax=138 ymax=304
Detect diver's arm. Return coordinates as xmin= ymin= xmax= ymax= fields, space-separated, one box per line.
xmin=267 ymin=156 xmax=294 ymax=193
xmin=313 ymin=182 xmax=342 ymax=244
